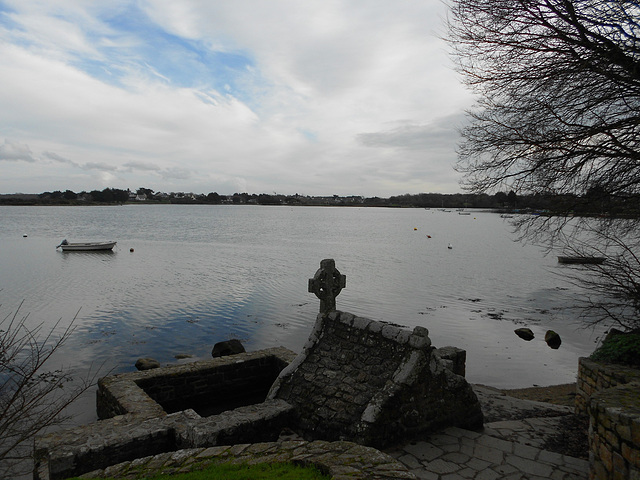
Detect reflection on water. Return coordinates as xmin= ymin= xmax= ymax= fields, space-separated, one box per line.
xmin=0 ymin=205 xmax=605 ymax=423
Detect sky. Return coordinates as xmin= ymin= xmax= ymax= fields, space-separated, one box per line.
xmin=0 ymin=1 xmax=474 ymax=197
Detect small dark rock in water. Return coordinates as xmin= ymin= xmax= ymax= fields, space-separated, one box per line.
xmin=515 ymin=328 xmax=535 ymax=341
xmin=135 ymin=357 xmax=160 ymax=370
xmin=174 ymin=353 xmax=192 ymax=359
xmin=212 ymin=339 xmax=246 ymax=357
xmin=545 ymin=330 xmax=562 ymax=349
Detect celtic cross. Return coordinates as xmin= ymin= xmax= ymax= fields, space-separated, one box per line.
xmin=308 ymin=259 xmax=346 ymax=314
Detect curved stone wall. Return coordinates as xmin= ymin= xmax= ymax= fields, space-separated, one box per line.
xmin=68 ymin=440 xmax=417 ymax=480
xmin=589 ymin=383 xmax=640 ymax=480
xmin=576 ymin=357 xmax=640 ymax=480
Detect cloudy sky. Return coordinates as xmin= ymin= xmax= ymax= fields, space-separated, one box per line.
xmin=0 ymin=1 xmax=474 ymax=197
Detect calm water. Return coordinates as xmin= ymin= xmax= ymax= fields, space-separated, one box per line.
xmin=0 ymin=205 xmax=604 ymax=424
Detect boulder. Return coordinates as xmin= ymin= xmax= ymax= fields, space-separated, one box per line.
xmin=174 ymin=353 xmax=193 ymax=359
xmin=135 ymin=357 xmax=160 ymax=370
xmin=514 ymin=328 xmax=534 ymax=341
xmin=212 ymin=339 xmax=246 ymax=357
xmin=545 ymin=330 xmax=562 ymax=349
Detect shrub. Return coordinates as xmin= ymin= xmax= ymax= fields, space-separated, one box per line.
xmin=590 ymin=333 xmax=640 ymax=366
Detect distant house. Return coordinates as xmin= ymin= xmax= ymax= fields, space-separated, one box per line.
xmin=135 ymin=194 xmax=147 ymax=201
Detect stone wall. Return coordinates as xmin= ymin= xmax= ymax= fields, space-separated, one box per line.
xmin=36 ymin=315 xmax=483 ymax=478
xmin=97 ymin=347 xmax=296 ymax=420
xmin=268 ymin=311 xmax=483 ymax=448
xmin=71 ymin=440 xmax=418 ymax=480
xmin=37 ymin=348 xmax=297 ymax=480
xmin=588 ymin=383 xmax=640 ymax=480
xmin=576 ymin=357 xmax=640 ymax=415
xmin=575 ymin=357 xmax=640 ymax=480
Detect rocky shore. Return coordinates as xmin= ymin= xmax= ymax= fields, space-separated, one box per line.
xmin=501 ymin=382 xmax=577 ymax=406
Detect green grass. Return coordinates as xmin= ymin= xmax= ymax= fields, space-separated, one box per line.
xmin=66 ymin=461 xmax=331 ymax=480
xmin=590 ymin=333 xmax=640 ymax=366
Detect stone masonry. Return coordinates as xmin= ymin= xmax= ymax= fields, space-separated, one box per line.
xmin=576 ymin=357 xmax=640 ymax=480
xmin=269 ymin=310 xmax=484 ymax=448
xmin=73 ymin=441 xmax=417 ymax=480
xmin=35 ymin=259 xmax=483 ymax=479
xmin=96 ymin=347 xmax=295 ymax=420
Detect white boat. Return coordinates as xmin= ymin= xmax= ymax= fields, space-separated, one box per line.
xmin=56 ymin=240 xmax=117 ymax=251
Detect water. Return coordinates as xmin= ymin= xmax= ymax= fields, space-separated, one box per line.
xmin=0 ymin=205 xmax=605 ymax=424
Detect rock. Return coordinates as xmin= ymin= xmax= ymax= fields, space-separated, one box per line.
xmin=174 ymin=354 xmax=192 ymax=360
xmin=545 ymin=330 xmax=562 ymax=349
xmin=212 ymin=339 xmax=246 ymax=357
xmin=515 ymin=328 xmax=535 ymax=341
xmin=135 ymin=357 xmax=160 ymax=370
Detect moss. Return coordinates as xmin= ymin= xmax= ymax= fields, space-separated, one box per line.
xmin=591 ymin=334 xmax=640 ymax=366
xmin=65 ymin=461 xmax=330 ymax=480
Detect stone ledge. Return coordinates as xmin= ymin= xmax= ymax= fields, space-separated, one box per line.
xmin=35 ymin=401 xmax=297 ymax=480
xmin=97 ymin=347 xmax=297 ymax=420
xmin=75 ymin=440 xmax=418 ymax=480
xmin=35 ymin=410 xmax=200 ymax=480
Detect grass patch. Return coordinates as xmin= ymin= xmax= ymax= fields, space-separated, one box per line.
xmin=590 ymin=333 xmax=640 ymax=366
xmin=66 ymin=461 xmax=331 ymax=480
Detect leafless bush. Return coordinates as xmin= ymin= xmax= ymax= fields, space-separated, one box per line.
xmin=0 ymin=302 xmax=99 ymax=478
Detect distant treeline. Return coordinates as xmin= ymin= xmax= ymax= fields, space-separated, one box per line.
xmin=0 ymin=187 xmax=637 ymax=216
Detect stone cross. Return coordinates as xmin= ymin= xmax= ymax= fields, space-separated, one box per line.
xmin=308 ymin=259 xmax=346 ymax=314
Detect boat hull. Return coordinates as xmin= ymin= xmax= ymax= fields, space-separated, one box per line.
xmin=59 ymin=241 xmax=117 ymax=251
xmin=557 ymin=256 xmax=605 ymax=265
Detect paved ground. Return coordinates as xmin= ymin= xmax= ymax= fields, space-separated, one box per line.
xmin=385 ymin=385 xmax=589 ymax=480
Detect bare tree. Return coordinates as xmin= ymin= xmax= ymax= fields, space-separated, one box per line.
xmin=0 ymin=303 xmax=98 ymax=478
xmin=446 ymin=0 xmax=640 ymax=330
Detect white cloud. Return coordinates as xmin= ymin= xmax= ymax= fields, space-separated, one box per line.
xmin=0 ymin=0 xmax=474 ymax=196
xmin=0 ymin=139 xmax=36 ymax=162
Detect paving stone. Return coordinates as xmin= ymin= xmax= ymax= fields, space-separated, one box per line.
xmin=538 ymin=449 xmax=565 ymax=465
xmin=398 ymin=453 xmax=423 ymax=469
xmin=427 ymin=458 xmax=461 ymax=475
xmin=473 ymin=444 xmax=504 ymax=464
xmin=466 ymin=457 xmax=492 ymax=470
xmin=551 ymin=470 xmax=569 ymax=480
xmin=512 ymin=442 xmax=540 ymax=460
xmin=428 ymin=433 xmax=460 ymax=445
xmin=441 ymin=474 xmax=468 ymax=480
xmin=505 ymin=453 xmax=554 ymax=477
xmin=475 ymin=468 xmax=502 ymax=480
xmin=502 ymin=473 xmax=526 ymax=480
xmin=410 ymin=468 xmax=438 ymax=480
xmin=493 ymin=463 xmax=520 ymax=476
xmin=458 ymin=467 xmax=477 ymax=478
xmin=442 ymin=451 xmax=471 ymax=463
xmin=476 ymin=434 xmax=514 ymax=453
xmin=459 ymin=435 xmax=479 ymax=447
xmin=459 ymin=443 xmax=475 ymax=457
xmin=482 ymin=427 xmax=501 ymax=438
xmin=441 ymin=443 xmax=462 ymax=452
xmin=403 ymin=442 xmax=445 ymax=462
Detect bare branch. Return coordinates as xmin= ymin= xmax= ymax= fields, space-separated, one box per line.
xmin=447 ymin=0 xmax=640 ymax=331
xmin=0 ymin=304 xmax=101 ymax=478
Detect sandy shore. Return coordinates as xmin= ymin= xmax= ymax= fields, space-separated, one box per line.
xmin=501 ymin=383 xmax=577 ymax=406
